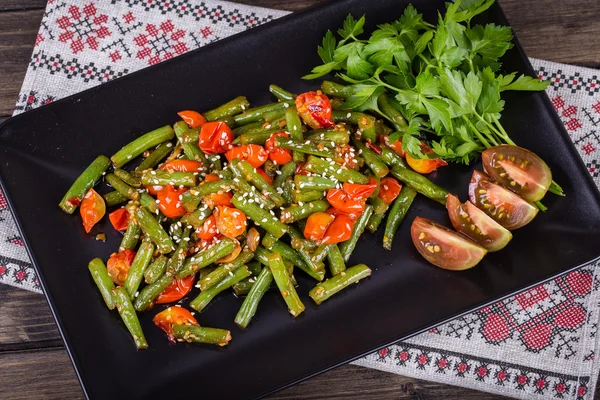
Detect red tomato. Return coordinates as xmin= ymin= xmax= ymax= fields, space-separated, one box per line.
xmin=321 ymin=213 xmax=355 ymax=244
xmin=342 ymin=177 xmax=378 ymax=201
xmin=107 ymin=249 xmax=136 ymax=286
xmin=201 ymin=175 xmax=233 ymax=208
xmin=384 ymin=137 xmax=405 ymax=158
xmin=157 ymin=185 xmax=187 ymax=218
xmin=256 ymin=168 xmax=273 ymax=185
xmin=203 ymin=174 xmax=220 ymax=183
xmin=199 ymin=121 xmax=234 ymax=155
xmin=153 ymin=306 xmax=198 ymax=344
xmin=405 ymin=142 xmax=448 ymax=174
xmin=365 ymin=141 xmax=382 ymax=155
xmin=197 ymin=215 xmax=218 ymax=240
xmin=327 ymin=189 xmax=366 ymax=214
xmin=304 ymin=212 xmax=335 ymax=241
xmin=265 ymin=132 xmax=293 ymax=165
xmin=178 ymin=110 xmax=206 ymax=128
xmin=155 ymin=275 xmax=196 ymax=304
xmin=146 ymin=185 xmax=164 ymax=196
xmin=225 ymin=144 xmax=268 ymax=168
xmin=326 ymin=206 xmax=362 ymax=222
xmin=295 ymin=162 xmax=310 ymax=176
xmin=214 ymin=205 xmax=246 ymax=238
xmin=378 ymin=177 xmax=402 ymax=204
xmin=109 ymin=208 xmax=130 ymax=231
xmin=295 ymin=91 xmax=334 ymax=129
xmin=161 ymin=159 xmax=203 ymax=172
xmin=80 ymin=188 xmax=105 ymax=233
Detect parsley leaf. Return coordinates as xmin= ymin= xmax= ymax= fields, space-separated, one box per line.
xmin=466 ymin=24 xmax=513 ymax=65
xmin=317 ymin=30 xmax=336 ymax=63
xmin=500 ymin=74 xmax=550 ymax=91
xmin=338 ymin=14 xmax=366 ymax=43
xmin=335 ymin=42 xmax=374 ymax=80
xmin=341 ymin=84 xmax=386 ymax=114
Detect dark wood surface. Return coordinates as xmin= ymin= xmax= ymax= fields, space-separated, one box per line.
xmin=0 ymin=0 xmax=599 ymax=399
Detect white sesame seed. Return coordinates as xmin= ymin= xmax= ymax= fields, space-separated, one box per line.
xmin=167 ymin=143 xmax=173 ymax=148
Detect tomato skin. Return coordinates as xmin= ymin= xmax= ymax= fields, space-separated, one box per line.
xmin=214 ymin=205 xmax=246 ymax=239
xmin=200 ymin=174 xmax=233 ymax=208
xmin=80 ymin=188 xmax=105 ymax=233
xmin=304 ymin=212 xmax=335 ymax=241
xmin=109 ymin=208 xmax=130 ymax=231
xmin=157 ymin=185 xmax=187 ymax=218
xmin=378 ymin=177 xmax=402 ymax=204
xmin=146 ymin=185 xmax=164 ymax=196
xmin=405 ymin=142 xmax=448 ymax=174
xmin=107 ymin=249 xmax=136 ymax=286
xmin=385 ymin=137 xmax=405 ymax=158
xmin=178 ymin=110 xmax=206 ymax=128
xmin=155 ymin=275 xmax=195 ymax=304
xmin=321 ymin=213 xmax=355 ymax=244
xmin=199 ymin=121 xmax=234 ymax=155
xmin=197 ymin=215 xmax=218 ymax=240
xmin=161 ymin=160 xmax=203 ymax=172
xmin=326 ymin=206 xmax=362 ymax=222
xmin=327 ymin=189 xmax=366 ymax=214
xmin=295 ymin=163 xmax=310 ymax=176
xmin=153 ymin=306 xmax=198 ymax=344
xmin=265 ymin=132 xmax=293 ymax=165
xmin=256 ymin=168 xmax=273 ymax=185
xmin=342 ymin=177 xmax=378 ymax=201
xmin=410 ymin=216 xmax=487 ymax=270
xmin=295 ymin=91 xmax=334 ymax=129
xmin=225 ymin=144 xmax=268 ymax=168
xmin=481 ymin=145 xmax=552 ymax=202
xmin=216 ymin=240 xmax=242 ymax=263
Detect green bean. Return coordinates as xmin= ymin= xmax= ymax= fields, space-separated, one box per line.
xmin=172 ymin=324 xmax=232 ymax=346
xmin=268 ymin=253 xmax=305 ymax=317
xmin=294 ymin=175 xmax=338 ymax=191
xmin=177 ymin=237 xmax=237 ymax=278
xmin=59 ymin=155 xmax=111 ymax=214
xmin=105 ymin=173 xmax=139 ymax=200
xmin=327 ymin=245 xmax=346 ymax=276
xmin=339 ymin=205 xmax=373 ymax=262
xmin=204 ymin=96 xmax=251 ymax=121
xmin=230 ymin=159 xmax=286 ymax=207
xmin=141 ymin=170 xmax=197 ymax=187
xmin=235 ymin=267 xmax=273 ymax=328
xmin=291 ymin=237 xmax=318 ymax=251
xmin=198 ymin=251 xmax=254 ymax=291
xmin=285 ymin=107 xmax=305 ymax=163
xmin=269 ymin=84 xmax=296 ymax=101
xmin=139 ymin=193 xmax=159 ymax=214
xmin=390 ymin=165 xmax=448 ymax=205
xmin=297 ymin=246 xmax=325 ymax=273
xmin=304 ymin=155 xmax=369 ymax=184
xmin=234 ymin=129 xmax=280 ymax=145
xmin=181 ymin=206 xmax=212 ymax=230
xmin=134 ymin=273 xmax=172 ymax=311
xmin=111 ymin=125 xmax=174 ymax=168
xmin=332 ymin=110 xmax=376 ymax=142
xmin=274 ymin=161 xmax=297 ymax=189
xmin=281 ymin=178 xmax=294 ymax=204
xmin=133 ymin=207 xmax=175 ymax=254
xmin=233 ymin=101 xmax=294 ymax=125
xmin=233 ymin=121 xmax=264 ymax=136
xmin=114 ymin=169 xmax=142 ymax=187
xmin=366 ymin=212 xmax=385 ymax=233
xmin=312 ymin=244 xmax=332 ymax=263
xmin=88 ymin=258 xmax=115 ymax=309
xmin=369 ymin=196 xmax=389 ymax=215
xmin=136 ymin=142 xmax=174 ymax=172
xmin=291 ymin=189 xmax=325 ymax=204
xmin=234 ymin=191 xmax=289 ymax=236
xmin=275 ymin=136 xmax=335 ymax=158
xmin=286 ymin=224 xmax=304 ymax=240
xmin=217 ymin=116 xmax=237 ymax=128
xmin=247 ymin=261 xmax=262 ymax=276
xmin=232 ymin=176 xmax=277 ymax=210
xmin=261 ymin=232 xmax=278 ymax=249
xmin=119 ymin=218 xmax=141 ymax=251
xmin=173 ymin=122 xmax=207 ymax=164
xmin=262 ymin=108 xmax=286 ymax=122
xmin=263 ymin=159 xmax=279 ymax=177
xmin=280 ymin=200 xmax=330 ymax=223
xmin=113 ymin=287 xmax=148 ymax=349
xmin=375 ymin=119 xmax=393 ymax=136
xmin=144 ymin=255 xmax=168 ymax=284
xmin=380 ymin=145 xmax=408 ymax=168
xmin=352 ymin=138 xmax=389 ymax=178
xmin=378 ymin=93 xmax=408 ymax=131
xmin=330 ymin=97 xmax=345 ymax=110
xmin=103 ymin=191 xmax=128 ymax=207
xmin=181 ymin=179 xmax=234 ymax=212
xmin=124 ymin=241 xmax=154 ymax=299
xmin=166 ymin=229 xmax=191 ymax=275
xmin=263 ymin=239 xmax=306 ymax=268
xmin=189 ymin=266 xmax=251 ymax=312
xmin=309 ymin=264 xmax=371 ymax=305
xmin=257 ymin=244 xmax=322 ymax=281
xmin=383 ymin=186 xmax=417 ymax=250
xmin=232 ymin=277 xmax=255 ymax=296
xmin=321 ymin=81 xmax=352 ymax=99
xmin=307 ymin=130 xmax=350 ymax=145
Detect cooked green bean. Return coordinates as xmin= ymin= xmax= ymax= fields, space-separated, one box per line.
xmin=136 ymin=142 xmax=175 ymax=171
xmin=294 ymin=175 xmax=338 ymax=191
xmin=119 ymin=218 xmax=141 ymax=251
xmin=326 ymin=245 xmax=346 ymax=276
xmin=275 ymin=136 xmax=335 ymax=158
xmin=134 ymin=273 xmax=172 ymax=311
xmin=304 ymin=155 xmax=370 ymax=184
xmin=177 ymin=237 xmax=237 ymax=278
xmin=269 ymin=84 xmax=296 ymax=101
xmin=332 ymin=110 xmax=376 ymax=142
xmin=383 ymin=186 xmax=417 ymax=250
xmin=366 ymin=212 xmax=385 ymax=233
xmin=231 ymin=194 xmax=288 ymax=239
xmin=181 ymin=179 xmax=234 ymax=212
xmin=309 ymin=264 xmax=372 ymax=305
xmin=88 ymin=258 xmax=115 ymax=309
xmin=59 ymin=155 xmax=111 ymax=214
xmin=124 ymin=241 xmax=154 ymax=299
xmin=166 ymin=229 xmax=191 ymax=275
xmin=180 ymin=205 xmax=212 ymax=229
xmin=339 ymin=205 xmax=373 ymax=262
xmin=111 ymin=125 xmax=174 ymax=168
xmin=352 ymin=138 xmax=389 ymax=178
xmin=291 ymin=189 xmax=325 ymax=203
xmin=232 ymin=277 xmax=255 ymax=296
xmin=280 ymin=200 xmax=330 ymax=223
xmin=189 ymin=266 xmax=251 ymax=312
xmin=268 ymin=253 xmax=305 ymax=317
xmin=312 ymin=244 xmax=332 ymax=263
xmin=141 ymin=170 xmax=197 ymax=187
xmin=172 ymin=324 xmax=232 ymax=346
xmin=105 ymin=173 xmax=139 ymax=200
xmin=144 ymin=255 xmax=168 ymax=284
xmin=233 ymin=101 xmax=294 ymax=125
xmin=198 ymin=251 xmax=254 ymax=291
xmin=380 ymin=145 xmax=408 ymax=168
xmin=115 ymin=169 xmax=142 ymax=187
xmin=232 ymin=176 xmax=277 ymax=210
xmin=390 ymin=165 xmax=448 ymax=205
xmin=321 ymin=81 xmax=352 ymax=99
xmin=133 ymin=207 xmax=175 ymax=254
xmin=103 ymin=191 xmax=128 ymax=207
xmin=378 ymin=93 xmax=408 ymax=131
xmin=204 ymin=96 xmax=251 ymax=121
xmin=113 ymin=287 xmax=148 ymax=349
xmin=235 ymin=267 xmax=273 ymax=328
xmin=173 ymin=121 xmax=207 ymax=164
xmin=307 ymin=130 xmax=350 ymax=145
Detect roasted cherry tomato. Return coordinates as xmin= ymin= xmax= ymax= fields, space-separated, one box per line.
xmin=161 ymin=159 xmax=204 ymax=172
xmin=365 ymin=141 xmax=382 ymax=155
xmin=199 ymin=121 xmax=234 ymax=155
xmin=80 ymin=188 xmax=105 ymax=233
xmin=327 ymin=189 xmax=366 ymax=214
xmin=446 ymin=194 xmax=512 ymax=252
xmin=201 ymin=174 xmax=233 ymax=208
xmin=378 ymin=177 xmax=402 ymax=204
xmin=326 ymin=206 xmax=362 ymax=221
xmin=468 ymin=170 xmax=538 ymax=230
xmin=383 ymin=137 xmax=405 ymax=158
xmin=321 ymin=213 xmax=355 ymax=244
xmin=304 ymin=212 xmax=335 ymax=241
xmin=256 ymin=168 xmax=273 ymax=185
xmin=156 ymin=275 xmax=196 ymax=304
xmin=216 ymin=239 xmax=242 ymax=263
xmin=411 ymin=216 xmax=487 ymax=270
xmin=107 ymin=249 xmax=136 ymax=286
xmin=295 ymin=163 xmax=310 ymax=176
xmin=405 ymin=142 xmax=447 ymax=174
xmin=153 ymin=306 xmax=198 ymax=343
xmin=265 ymin=132 xmax=293 ymax=165
xmin=109 ymin=208 xmax=130 ymax=231
xmin=342 ymin=177 xmax=378 ymax=201
xmin=157 ymin=185 xmax=187 ymax=218
xmin=225 ymin=144 xmax=268 ymax=168
xmin=295 ymin=91 xmax=334 ymax=129
xmin=214 ymin=205 xmax=246 ymax=239
xmin=246 ymin=227 xmax=260 ymax=252
xmin=197 ymin=215 xmax=218 ymax=240
xmin=178 ymin=110 xmax=206 ymax=128
xmin=481 ymin=145 xmax=552 ymax=203
xmin=146 ymin=185 xmax=164 ymax=196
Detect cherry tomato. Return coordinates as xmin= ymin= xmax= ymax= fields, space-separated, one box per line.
xmin=199 ymin=121 xmax=234 ymax=155
xmin=304 ymin=212 xmax=335 ymax=241
xmin=405 ymin=142 xmax=448 ymax=174
xmin=178 ymin=110 xmax=206 ymax=128
xmin=468 ymin=170 xmax=538 ymax=230
xmin=204 ymin=174 xmax=220 ymax=183
xmin=153 ymin=306 xmax=198 ymax=344
xmin=80 ymin=188 xmax=105 ymax=233
xmin=225 ymin=144 xmax=268 ymax=168
xmin=446 ymin=194 xmax=512 ymax=252
xmin=481 ymin=145 xmax=552 ymax=203
xmin=295 ymin=91 xmax=334 ymax=129
xmin=161 ymin=159 xmax=203 ymax=172
xmin=342 ymin=177 xmax=378 ymax=201
xmin=107 ymin=249 xmax=136 ymax=286
xmin=146 ymin=185 xmax=164 ymax=196
xmin=321 ymin=213 xmax=355 ymax=244
xmin=246 ymin=227 xmax=260 ymax=252
xmin=216 ymin=239 xmax=242 ymax=263
xmin=326 ymin=206 xmax=362 ymax=222
xmin=365 ymin=141 xmax=382 ymax=155
xmin=214 ymin=205 xmax=246 ymax=239
xmin=200 ymin=174 xmax=233 ymax=208
xmin=156 ymin=185 xmax=187 ymax=218
xmin=265 ymin=132 xmax=293 ymax=165
xmin=108 ymin=208 xmax=130 ymax=231
xmin=383 ymin=136 xmax=405 ymax=158
xmin=378 ymin=177 xmax=402 ymax=204
xmin=256 ymin=167 xmax=273 ymax=185
xmin=327 ymin=189 xmax=366 ymax=214
xmin=156 ymin=274 xmax=196 ymax=304
xmin=334 ymin=144 xmax=358 ymax=170
xmin=295 ymin=163 xmax=310 ymax=176
xmin=197 ymin=215 xmax=218 ymax=240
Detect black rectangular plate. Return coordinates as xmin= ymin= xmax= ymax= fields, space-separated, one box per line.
xmin=1 ymin=0 xmax=600 ymax=399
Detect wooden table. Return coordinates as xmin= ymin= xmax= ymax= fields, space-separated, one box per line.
xmin=0 ymin=0 xmax=599 ymax=398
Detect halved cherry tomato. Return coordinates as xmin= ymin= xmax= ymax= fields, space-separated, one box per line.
xmin=204 ymin=174 xmax=220 ymax=183
xmin=225 ymin=144 xmax=268 ymax=168
xmin=304 ymin=212 xmax=335 ymax=241
xmin=157 ymin=185 xmax=187 ymax=218
xmin=107 ymin=249 xmax=136 ymax=286
xmin=295 ymin=91 xmax=334 ymax=129
xmin=378 ymin=177 xmax=402 ymax=204
xmin=109 ymin=208 xmax=130 ymax=231
xmin=161 ymin=159 xmax=203 ymax=172
xmin=481 ymin=145 xmax=552 ymax=203
xmin=468 ymin=170 xmax=538 ymax=230
xmin=199 ymin=121 xmax=234 ymax=155
xmin=216 ymin=239 xmax=242 ymax=263
xmin=327 ymin=189 xmax=366 ymax=214
xmin=153 ymin=306 xmax=198 ymax=343
xmin=405 ymin=142 xmax=448 ymax=174
xmin=295 ymin=163 xmax=310 ymax=176
xmin=365 ymin=141 xmax=382 ymax=155
xmin=80 ymin=188 xmax=105 ymax=233
xmin=197 ymin=215 xmax=218 ymax=240
xmin=214 ymin=205 xmax=246 ymax=238
xmin=446 ymin=194 xmax=512 ymax=252
xmin=178 ymin=110 xmax=206 ymax=128
xmin=146 ymin=185 xmax=164 ymax=196
xmin=383 ymin=136 xmax=405 ymax=158
xmin=411 ymin=216 xmax=487 ymax=270
xmin=246 ymin=227 xmax=260 ymax=252
xmin=156 ymin=274 xmax=196 ymax=304
xmin=256 ymin=168 xmax=273 ymax=185
xmin=342 ymin=177 xmax=378 ymax=201
xmin=321 ymin=213 xmax=355 ymax=244
xmin=326 ymin=206 xmax=362 ymax=222
xmin=265 ymin=132 xmax=293 ymax=165
xmin=200 ymin=174 xmax=233 ymax=208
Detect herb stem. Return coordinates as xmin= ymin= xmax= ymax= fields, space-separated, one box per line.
xmin=462 ymin=116 xmax=494 ymax=148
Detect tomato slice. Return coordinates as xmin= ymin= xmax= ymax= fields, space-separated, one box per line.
xmin=481 ymin=145 xmax=552 ymax=202
xmin=256 ymin=167 xmax=273 ymax=185
xmin=378 ymin=177 xmax=402 ymax=204
xmin=146 ymin=185 xmax=164 ymax=196
xmin=405 ymin=142 xmax=448 ymax=174
xmin=446 ymin=194 xmax=513 ymax=252
xmin=214 ymin=205 xmax=246 ymax=238
xmin=342 ymin=177 xmax=378 ymax=201
xmin=265 ymin=132 xmax=293 ymax=165
xmin=295 ymin=91 xmax=334 ymax=129
xmin=161 ymin=159 xmax=203 ymax=172
xmin=295 ymin=162 xmax=310 ymax=176
xmin=321 ymin=213 xmax=355 ymax=244
xmin=107 ymin=249 xmax=136 ymax=286
xmin=155 ymin=275 xmax=196 ymax=304
xmin=178 ymin=110 xmax=206 ymax=128
xmin=468 ymin=170 xmax=538 ymax=230
xmin=80 ymin=188 xmax=105 ymax=233
xmin=197 ymin=215 xmax=218 ymax=240
xmin=199 ymin=121 xmax=234 ymax=155
xmin=411 ymin=216 xmax=487 ymax=270
xmin=225 ymin=144 xmax=268 ymax=168
xmin=326 ymin=206 xmax=362 ymax=221
xmin=383 ymin=137 xmax=405 ymax=158
xmin=108 ymin=208 xmax=129 ymax=231
xmin=304 ymin=212 xmax=335 ymax=241
xmin=156 ymin=185 xmax=187 ymax=218
xmin=327 ymin=189 xmax=366 ymax=213
xmin=153 ymin=306 xmax=198 ymax=344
